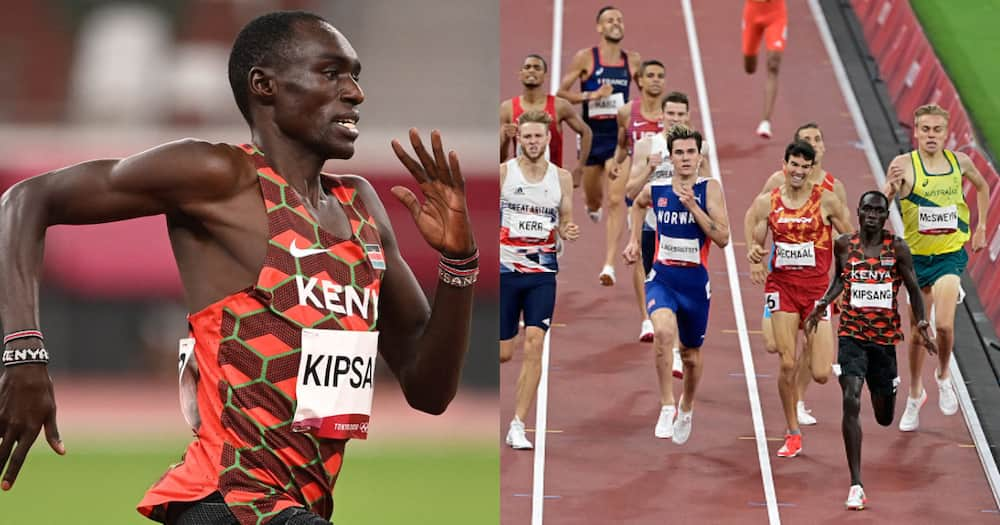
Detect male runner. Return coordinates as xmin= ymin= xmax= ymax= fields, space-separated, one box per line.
xmin=624 ymin=92 xmax=703 ymax=375
xmin=599 ymin=59 xmax=666 ymax=290
xmin=557 ymin=5 xmax=641 ymax=224
xmin=623 ymin=125 xmax=731 ymax=444
xmin=500 ymin=111 xmax=579 ymax=450
xmin=882 ymin=104 xmax=990 ymax=431
xmin=754 ymin=122 xmax=850 ymax=426
xmin=742 ymin=0 xmax=787 ymax=139
xmin=745 ymin=141 xmax=851 ymax=457
xmin=500 ymin=54 xmax=592 ymax=180
xmin=0 ymin=12 xmax=478 ymax=525
xmin=804 ymin=191 xmax=935 ymax=510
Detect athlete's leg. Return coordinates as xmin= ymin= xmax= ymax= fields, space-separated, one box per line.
xmin=679 ymin=345 xmax=703 ymax=412
xmin=804 ymin=319 xmax=833 ymax=385
xmin=905 ymin=286 xmax=934 ymax=398
xmin=633 ymin=257 xmax=650 ymax=321
xmin=841 ymin=375 xmax=864 ymax=487
xmin=762 ymin=313 xmax=778 ymax=353
xmin=603 ymin=157 xmax=630 ymax=272
xmin=868 ymin=342 xmax=899 ymax=427
xmin=582 ymin=164 xmax=605 ymax=217
xmin=771 ymin=311 xmax=801 ymax=433
xmin=742 ymin=8 xmax=763 ymax=74
xmin=500 ymin=338 xmax=516 ymax=363
xmin=762 ymin=50 xmax=782 ymax=122
xmin=514 ymin=326 xmax=545 ymax=421
xmin=930 ymin=274 xmax=961 ymax=378
xmin=499 ymin=272 xmax=524 ymax=364
xmin=650 ymin=307 xmax=679 ymax=406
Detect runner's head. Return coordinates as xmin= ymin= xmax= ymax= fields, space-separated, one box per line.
xmin=595 ymin=6 xmax=624 ymax=43
xmin=520 ymin=54 xmax=548 ymax=89
xmin=782 ymin=141 xmax=816 ymax=189
xmin=667 ymin=124 xmax=703 ymax=178
xmin=793 ymin=122 xmax=825 ymax=166
xmin=229 ymin=11 xmax=363 ymax=160
xmin=858 ymin=190 xmax=890 ymax=233
xmin=913 ymin=104 xmax=949 ymax=155
xmin=517 ymin=110 xmax=552 ymax=162
xmin=661 ymin=91 xmax=690 ymax=128
xmin=636 ymin=60 xmax=665 ymax=97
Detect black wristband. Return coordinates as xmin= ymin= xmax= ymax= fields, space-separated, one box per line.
xmin=2 ymin=347 xmax=49 ymax=367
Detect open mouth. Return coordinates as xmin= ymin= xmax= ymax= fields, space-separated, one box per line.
xmin=334 ymin=119 xmax=357 ymax=130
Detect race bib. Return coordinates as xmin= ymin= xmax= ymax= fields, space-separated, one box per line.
xmin=509 ymin=212 xmax=554 ymax=240
xmin=657 ymin=235 xmax=700 ymax=265
xmin=918 ymin=204 xmax=958 ymax=234
xmin=774 ymin=241 xmax=816 ymax=268
xmin=178 ymin=338 xmax=200 ymax=431
xmin=587 ymin=92 xmax=625 ymax=118
xmin=849 ymin=282 xmax=893 ymax=309
xmin=292 ymin=328 xmax=379 ymax=440
xmin=764 ymin=292 xmax=779 ymax=312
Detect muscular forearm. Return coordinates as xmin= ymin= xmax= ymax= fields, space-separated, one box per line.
xmin=396 ymin=284 xmax=475 ymax=415
xmin=0 ymin=179 xmax=49 ymax=332
xmin=689 ymin=205 xmax=728 ymax=247
xmin=976 ymin=183 xmax=990 ymax=231
xmin=626 ymin=165 xmax=653 ymax=199
xmin=817 ymin=278 xmax=845 ymax=309
xmin=629 ymin=204 xmax=646 ymax=246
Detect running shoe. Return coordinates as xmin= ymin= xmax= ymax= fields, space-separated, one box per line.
xmin=654 ymin=405 xmax=676 ymax=439
xmin=599 ymin=265 xmax=616 ymax=286
xmin=672 ymin=401 xmax=693 ymax=445
xmin=936 ymin=369 xmax=958 ymax=416
xmin=588 ymin=207 xmax=603 ymax=223
xmin=777 ymin=433 xmax=802 ymax=457
xmin=756 ymin=120 xmax=772 ymax=139
xmin=797 ymin=400 xmax=817 ymax=426
xmin=898 ymin=387 xmax=927 ymax=432
xmin=506 ymin=418 xmax=533 ymax=450
xmin=672 ymin=347 xmax=684 ymax=379
xmin=845 ymin=484 xmax=867 ymax=510
xmin=639 ymin=319 xmax=654 ymax=342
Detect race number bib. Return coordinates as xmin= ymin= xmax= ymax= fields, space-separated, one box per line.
xmin=178 ymin=338 xmax=200 ymax=431
xmin=292 ymin=328 xmax=379 ymax=440
xmin=849 ymin=282 xmax=893 ymax=309
xmin=657 ymin=235 xmax=700 ymax=265
xmin=774 ymin=241 xmax=816 ymax=268
xmin=587 ymin=92 xmax=625 ymax=118
xmin=918 ymin=204 xmax=958 ymax=234
xmin=509 ymin=212 xmax=554 ymax=240
xmin=764 ymin=292 xmax=780 ymax=312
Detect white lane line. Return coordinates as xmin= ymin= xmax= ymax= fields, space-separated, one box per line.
xmin=807 ymin=0 xmax=1000 ymax=511
xmin=680 ymin=1 xmax=781 ymax=523
xmin=532 ymin=328 xmax=553 ymax=525
xmin=549 ymin=0 xmax=564 ymax=96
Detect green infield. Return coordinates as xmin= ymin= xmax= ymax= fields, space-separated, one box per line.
xmin=910 ymin=1 xmax=1000 ymax=156
xmin=0 ymin=439 xmax=497 ymax=524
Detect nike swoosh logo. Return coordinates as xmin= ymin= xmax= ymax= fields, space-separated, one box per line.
xmin=289 ymin=239 xmax=329 ymax=258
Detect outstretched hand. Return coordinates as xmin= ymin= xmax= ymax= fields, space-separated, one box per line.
xmin=0 ymin=362 xmax=64 ymax=491
xmin=803 ymin=303 xmax=826 ymax=334
xmin=391 ymin=129 xmax=477 ymax=257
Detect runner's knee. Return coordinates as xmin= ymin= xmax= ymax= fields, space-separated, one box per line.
xmin=653 ymin=326 xmax=676 ymax=349
xmin=523 ymin=331 xmax=545 ymax=359
xmin=766 ymin=53 xmax=781 ymax=74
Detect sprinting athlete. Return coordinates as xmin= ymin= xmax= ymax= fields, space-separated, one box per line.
xmin=500 ymin=54 xmax=592 ymax=178
xmin=745 ymin=141 xmax=851 ymax=458
xmin=804 ymin=190 xmax=935 ymax=511
xmin=623 ymin=125 xmax=731 ymax=444
xmin=500 ymin=111 xmax=578 ymax=450
xmin=742 ymin=0 xmax=787 ymax=139
xmin=882 ymin=103 xmax=990 ymax=432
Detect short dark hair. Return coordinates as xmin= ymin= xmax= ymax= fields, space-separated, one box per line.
xmin=784 ymin=141 xmax=816 ymax=163
xmin=596 ymin=5 xmax=619 ymax=22
xmin=859 ymin=190 xmax=890 ymax=209
xmin=524 ymin=54 xmax=548 ymax=73
xmin=228 ymin=10 xmax=327 ymax=124
xmin=662 ymin=91 xmax=689 ymax=111
xmin=638 ymin=59 xmax=664 ymax=77
xmin=793 ymin=122 xmax=821 ymax=142
xmin=667 ymin=124 xmax=703 ymax=154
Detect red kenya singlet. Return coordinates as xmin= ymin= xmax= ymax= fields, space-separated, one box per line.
xmin=838 ymin=231 xmax=902 ymax=345
xmin=138 ymin=144 xmax=385 ymax=524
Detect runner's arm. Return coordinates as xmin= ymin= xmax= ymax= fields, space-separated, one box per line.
xmin=823 ymin=190 xmax=853 ymax=234
xmin=500 ymin=100 xmax=515 ymax=163
xmin=806 ymin=234 xmax=849 ymax=332
xmin=895 ymin=237 xmax=935 ymax=352
xmin=957 ymin=151 xmax=991 ymax=251
xmin=625 ymin=137 xmax=654 ymax=199
xmin=691 ymin=178 xmax=730 ymax=248
xmin=744 ymin=192 xmax=770 ymax=263
xmin=556 ymin=97 xmax=592 ymax=173
xmin=557 ymin=168 xmax=578 ymax=240
xmin=882 ymin=154 xmax=910 ymax=200
xmin=832 ymin=179 xmax=851 ymax=228
xmin=556 ymin=49 xmax=592 ymax=104
xmin=612 ymin=104 xmax=630 ymax=165
xmin=629 ymin=184 xmax=652 ymax=247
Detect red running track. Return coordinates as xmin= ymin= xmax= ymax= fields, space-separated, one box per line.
xmin=500 ymin=1 xmax=999 ymax=523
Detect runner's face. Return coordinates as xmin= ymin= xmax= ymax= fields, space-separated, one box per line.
xmin=914 ymin=114 xmax=947 ymax=154
xmin=796 ymin=127 xmax=825 ymax=165
xmin=638 ymin=65 xmax=665 ymax=96
xmin=597 ymin=9 xmax=624 ymax=43
xmin=520 ymin=57 xmax=546 ymax=88
xmin=518 ymin=122 xmax=550 ymax=161
xmin=663 ymin=102 xmax=689 ymax=128
xmin=858 ymin=194 xmax=889 ymax=231
xmin=671 ymin=138 xmax=701 ymax=177
xmin=269 ymin=21 xmax=364 ymax=159
xmin=783 ymin=155 xmax=813 ymax=189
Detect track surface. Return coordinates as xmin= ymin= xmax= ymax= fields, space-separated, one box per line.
xmin=500 ymin=1 xmax=999 ymax=523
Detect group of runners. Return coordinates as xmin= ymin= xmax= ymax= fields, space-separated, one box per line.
xmin=499 ymin=2 xmax=991 ymax=511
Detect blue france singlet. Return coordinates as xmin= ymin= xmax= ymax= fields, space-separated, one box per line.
xmin=581 ymin=47 xmax=631 ymax=138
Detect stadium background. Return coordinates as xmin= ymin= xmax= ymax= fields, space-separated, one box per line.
xmin=0 ymin=1 xmax=498 ymax=523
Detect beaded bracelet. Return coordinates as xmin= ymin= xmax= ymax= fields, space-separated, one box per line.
xmin=3 ymin=329 xmax=44 ymax=346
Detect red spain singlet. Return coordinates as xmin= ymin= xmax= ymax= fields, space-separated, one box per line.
xmin=766 ymin=184 xmax=833 ymax=283
xmin=138 ymin=144 xmax=385 ymax=524
xmin=511 ymin=95 xmax=563 ymax=167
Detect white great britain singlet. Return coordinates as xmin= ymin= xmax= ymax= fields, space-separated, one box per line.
xmin=500 ymin=158 xmax=561 ymax=273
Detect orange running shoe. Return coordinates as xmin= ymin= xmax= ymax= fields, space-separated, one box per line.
xmin=777 ymin=433 xmax=802 ymax=457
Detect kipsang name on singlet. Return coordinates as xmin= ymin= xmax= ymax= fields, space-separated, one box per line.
xmin=296 ymin=276 xmax=378 ymax=317
xmin=302 ymin=354 xmax=375 ymax=389
xmin=851 ymin=288 xmax=893 ymax=301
